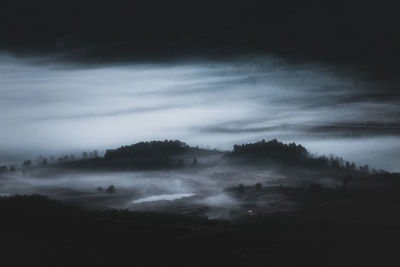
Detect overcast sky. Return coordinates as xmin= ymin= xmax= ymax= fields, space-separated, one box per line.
xmin=0 ymin=53 xmax=399 ymax=171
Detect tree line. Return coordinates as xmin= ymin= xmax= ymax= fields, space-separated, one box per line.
xmin=104 ymin=140 xmax=190 ymax=160
xmin=0 ymin=139 xmax=385 ymax=174
xmin=232 ymin=139 xmax=377 ymax=173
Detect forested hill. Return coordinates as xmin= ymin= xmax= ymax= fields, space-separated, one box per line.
xmin=104 ymin=140 xmax=191 ymax=159
xmin=229 ymin=139 xmax=370 ymax=172
xmin=56 ymin=140 xmax=217 ymax=170
xmin=41 ymin=139 xmax=377 ymax=174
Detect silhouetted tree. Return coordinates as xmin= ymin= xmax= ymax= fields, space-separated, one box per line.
xmin=9 ymin=166 xmax=16 ymax=172
xmin=350 ymin=162 xmax=356 ymax=170
xmin=82 ymin=152 xmax=88 ymax=160
xmin=345 ymin=161 xmax=352 ymax=170
xmin=329 ymin=156 xmax=341 ymax=169
xmin=22 ymin=160 xmax=32 ymax=168
xmin=106 ymin=185 xmax=116 ymax=193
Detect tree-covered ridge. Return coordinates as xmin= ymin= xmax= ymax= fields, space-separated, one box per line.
xmin=8 ymin=139 xmax=376 ymax=173
xmin=233 ymin=139 xmax=308 ymax=161
xmin=232 ymin=139 xmax=367 ymax=172
xmin=104 ymin=140 xmax=190 ymax=160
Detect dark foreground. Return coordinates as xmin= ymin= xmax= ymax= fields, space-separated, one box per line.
xmin=1 ymin=190 xmax=400 ymax=267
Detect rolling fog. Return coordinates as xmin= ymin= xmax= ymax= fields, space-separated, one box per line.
xmin=0 ymin=159 xmax=290 ymax=218
xmin=0 ymin=53 xmax=399 ymax=172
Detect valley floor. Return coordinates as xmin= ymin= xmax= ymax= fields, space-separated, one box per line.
xmin=2 ymin=180 xmax=400 ymax=267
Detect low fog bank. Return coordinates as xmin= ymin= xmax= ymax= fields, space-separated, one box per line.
xmin=0 ymin=137 xmax=397 ymax=218
xmin=0 ymin=159 xmax=294 ymax=218
xmin=0 ymin=54 xmax=399 ymax=171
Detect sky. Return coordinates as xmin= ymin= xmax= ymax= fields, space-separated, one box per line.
xmin=0 ymin=53 xmax=399 ymax=171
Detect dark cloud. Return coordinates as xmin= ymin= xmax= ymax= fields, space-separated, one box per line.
xmin=1 ymin=0 xmax=400 ymax=79
xmin=198 ymin=125 xmax=294 ymax=134
xmin=199 ymin=122 xmax=400 ymax=138
xmin=308 ymin=123 xmax=400 ymax=137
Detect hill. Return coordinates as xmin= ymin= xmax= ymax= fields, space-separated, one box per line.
xmin=48 ymin=139 xmax=380 ymax=176
xmin=1 ymin=193 xmax=400 ymax=267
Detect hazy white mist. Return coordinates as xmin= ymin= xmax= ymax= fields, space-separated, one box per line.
xmin=0 ymin=53 xmax=399 ymax=171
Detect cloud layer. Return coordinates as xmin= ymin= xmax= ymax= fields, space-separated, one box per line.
xmin=0 ymin=54 xmax=399 ymax=171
